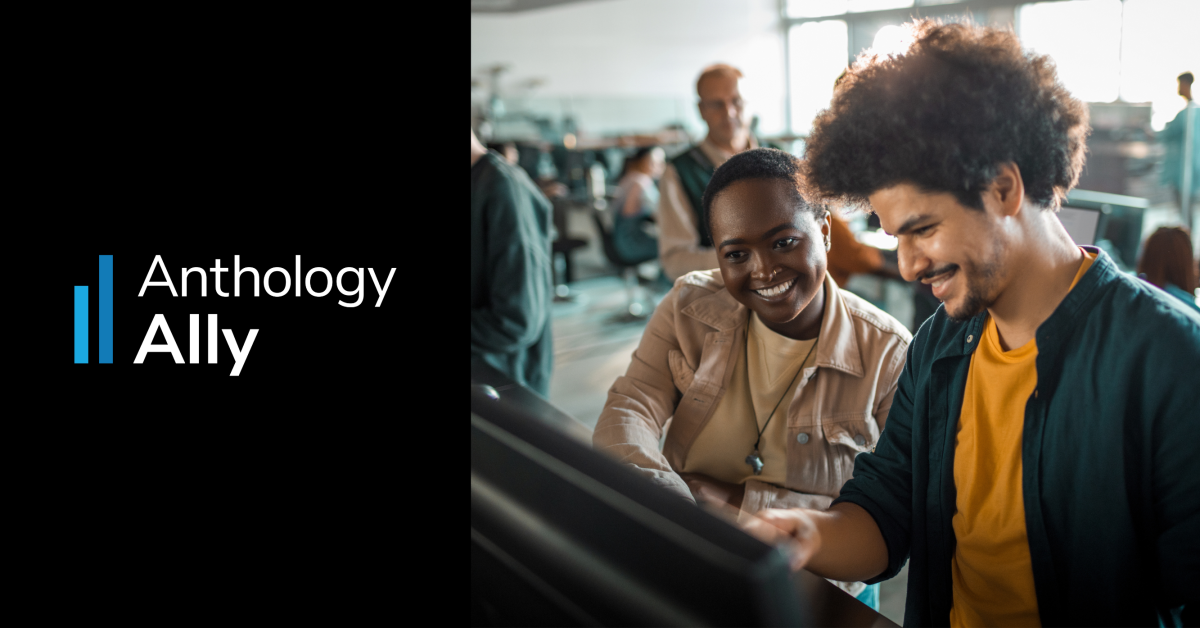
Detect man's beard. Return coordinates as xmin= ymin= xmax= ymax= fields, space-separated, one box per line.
xmin=943 ymin=255 xmax=1002 ymax=323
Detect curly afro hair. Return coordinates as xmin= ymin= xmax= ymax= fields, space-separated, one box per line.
xmin=803 ymin=20 xmax=1090 ymax=211
xmin=702 ymin=147 xmax=823 ymax=236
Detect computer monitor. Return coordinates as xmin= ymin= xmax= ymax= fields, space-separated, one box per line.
xmin=1062 ymin=189 xmax=1149 ymax=271
xmin=1057 ymin=205 xmax=1102 ymax=246
xmin=470 ymin=383 xmax=810 ymax=627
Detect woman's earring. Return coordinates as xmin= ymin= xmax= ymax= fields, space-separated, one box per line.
xmin=825 ymin=237 xmax=831 ymax=252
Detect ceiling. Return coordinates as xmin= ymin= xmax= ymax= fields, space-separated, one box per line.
xmin=471 ymin=0 xmax=612 ymax=13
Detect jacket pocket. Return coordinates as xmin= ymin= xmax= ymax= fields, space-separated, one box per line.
xmin=821 ymin=417 xmax=879 ymax=455
xmin=667 ymin=349 xmax=696 ymax=393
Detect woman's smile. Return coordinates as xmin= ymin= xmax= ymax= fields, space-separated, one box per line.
xmin=753 ymin=277 xmax=796 ymax=300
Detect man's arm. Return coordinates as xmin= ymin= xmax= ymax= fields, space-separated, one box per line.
xmin=470 ymin=174 xmax=552 ymax=355
xmin=1158 ymin=108 xmax=1186 ymax=141
xmin=744 ymin=502 xmax=888 ymax=580
xmin=657 ymin=164 xmax=718 ymax=280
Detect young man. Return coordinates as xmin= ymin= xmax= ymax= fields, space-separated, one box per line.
xmin=1160 ymin=71 xmax=1197 ymax=211
xmin=741 ymin=21 xmax=1200 ymax=627
xmin=470 ymin=129 xmax=554 ymax=396
xmin=657 ymin=64 xmax=762 ymax=280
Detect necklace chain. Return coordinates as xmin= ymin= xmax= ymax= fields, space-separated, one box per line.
xmin=746 ymin=328 xmax=818 ymax=474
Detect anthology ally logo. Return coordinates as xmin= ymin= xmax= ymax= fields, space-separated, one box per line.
xmin=72 ymin=254 xmax=395 ymax=377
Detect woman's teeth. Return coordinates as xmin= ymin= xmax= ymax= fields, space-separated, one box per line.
xmin=756 ymin=279 xmax=794 ymax=297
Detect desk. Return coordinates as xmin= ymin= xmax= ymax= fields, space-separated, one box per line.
xmin=470 ymin=363 xmax=898 ymax=627
xmin=796 ymin=569 xmax=898 ymax=627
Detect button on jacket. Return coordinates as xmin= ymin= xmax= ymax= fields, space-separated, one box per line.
xmin=593 ymin=270 xmax=911 ymax=518
xmin=834 ymin=248 xmax=1200 ymax=627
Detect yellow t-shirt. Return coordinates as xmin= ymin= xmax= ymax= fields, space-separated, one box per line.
xmin=948 ymin=251 xmax=1095 ymax=628
xmin=682 ymin=312 xmax=818 ymax=486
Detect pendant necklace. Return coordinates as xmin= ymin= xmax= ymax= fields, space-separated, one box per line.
xmin=745 ymin=333 xmax=818 ymax=475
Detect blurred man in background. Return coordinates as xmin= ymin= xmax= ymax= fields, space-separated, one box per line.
xmin=1160 ymin=71 xmax=1198 ymax=211
xmin=658 ymin=64 xmax=760 ymax=280
xmin=471 ymin=129 xmax=554 ymax=396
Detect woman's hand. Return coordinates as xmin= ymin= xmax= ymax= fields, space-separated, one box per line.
xmin=678 ymin=472 xmax=745 ymax=510
xmin=740 ymin=508 xmax=823 ymax=572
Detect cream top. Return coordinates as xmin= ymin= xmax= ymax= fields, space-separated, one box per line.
xmin=682 ymin=311 xmax=818 ymax=486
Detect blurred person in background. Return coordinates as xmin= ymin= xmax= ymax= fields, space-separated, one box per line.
xmin=471 ymin=129 xmax=554 ymax=396
xmin=1138 ymin=226 xmax=1199 ymax=312
xmin=825 ymin=210 xmax=895 ymax=288
xmin=486 ymin=141 xmax=520 ymax=165
xmin=658 ymin=64 xmax=762 ymax=280
xmin=612 ymin=146 xmax=666 ymax=265
xmin=594 ymin=148 xmax=911 ymax=610
xmin=741 ymin=21 xmax=1199 ymax=627
xmin=1160 ymin=72 xmax=1198 ymax=211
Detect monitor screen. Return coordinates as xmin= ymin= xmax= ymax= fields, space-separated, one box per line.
xmin=1057 ymin=205 xmax=1102 ymax=246
xmin=470 ymin=382 xmax=810 ymax=626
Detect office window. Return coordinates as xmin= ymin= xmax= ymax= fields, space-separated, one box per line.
xmin=870 ymin=24 xmax=913 ymax=57
xmin=1119 ymin=0 xmax=1200 ymax=129
xmin=1017 ymin=0 xmax=1123 ymax=103
xmin=789 ymin=20 xmax=849 ymax=134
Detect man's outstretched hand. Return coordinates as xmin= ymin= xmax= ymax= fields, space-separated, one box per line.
xmin=740 ymin=508 xmax=822 ymax=572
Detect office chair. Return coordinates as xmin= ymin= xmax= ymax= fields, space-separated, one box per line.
xmin=592 ymin=202 xmax=655 ymax=321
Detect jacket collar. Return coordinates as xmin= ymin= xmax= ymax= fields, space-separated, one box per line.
xmin=1035 ymin=245 xmax=1116 ymax=353
xmin=679 ymin=272 xmax=865 ymax=378
xmin=932 ymin=245 xmax=1116 ymax=362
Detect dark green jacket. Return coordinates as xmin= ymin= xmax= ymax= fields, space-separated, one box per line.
xmin=470 ymin=151 xmax=554 ymax=396
xmin=670 ymin=140 xmax=785 ymax=248
xmin=670 ymin=146 xmax=716 ymax=248
xmin=834 ymin=248 xmax=1200 ymax=627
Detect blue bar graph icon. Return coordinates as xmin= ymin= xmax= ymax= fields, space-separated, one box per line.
xmin=74 ymin=255 xmax=113 ymax=364
xmin=74 ymin=286 xmax=88 ymax=363
xmin=100 ymin=255 xmax=113 ymax=363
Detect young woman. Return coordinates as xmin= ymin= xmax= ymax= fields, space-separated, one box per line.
xmin=611 ymin=145 xmax=666 ymax=264
xmin=593 ymin=148 xmax=911 ymax=608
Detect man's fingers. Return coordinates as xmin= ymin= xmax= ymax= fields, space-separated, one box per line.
xmin=740 ymin=513 xmax=789 ymax=543
xmin=755 ymin=509 xmax=802 ymax=535
xmin=783 ymin=538 xmax=814 ymax=571
xmin=740 ymin=509 xmax=820 ymax=572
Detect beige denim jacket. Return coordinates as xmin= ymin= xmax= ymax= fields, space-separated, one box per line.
xmin=593 ymin=270 xmax=911 ymax=520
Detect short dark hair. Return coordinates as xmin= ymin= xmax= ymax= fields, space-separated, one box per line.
xmin=620 ymin=145 xmax=658 ymax=178
xmin=803 ymin=20 xmax=1090 ymax=211
xmin=702 ymin=148 xmax=823 ymax=237
xmin=1180 ymin=72 xmax=1195 ymax=86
